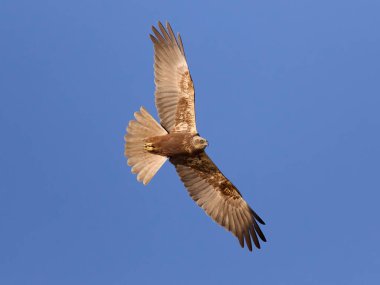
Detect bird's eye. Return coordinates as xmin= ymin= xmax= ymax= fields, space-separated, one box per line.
xmin=200 ymin=139 xmax=205 ymax=144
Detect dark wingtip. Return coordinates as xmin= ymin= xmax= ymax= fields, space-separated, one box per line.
xmin=149 ymin=34 xmax=157 ymax=43
xmin=158 ymin=21 xmax=165 ymax=32
xmin=245 ymin=231 xmax=253 ymax=251
xmin=251 ymin=209 xmax=265 ymax=225
xmin=253 ymin=220 xmax=267 ymax=242
xmin=238 ymin=236 xmax=244 ymax=248
xmin=166 ymin=21 xmax=173 ymax=32
xmin=259 ymin=218 xmax=266 ymax=225
xmin=151 ymin=25 xmax=159 ymax=34
xmin=249 ymin=226 xmax=261 ymax=249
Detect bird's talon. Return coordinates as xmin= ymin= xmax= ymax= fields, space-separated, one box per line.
xmin=144 ymin=143 xmax=154 ymax=151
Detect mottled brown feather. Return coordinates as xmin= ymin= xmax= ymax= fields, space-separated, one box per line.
xmin=170 ymin=152 xmax=266 ymax=251
xmin=150 ymin=22 xmax=197 ymax=134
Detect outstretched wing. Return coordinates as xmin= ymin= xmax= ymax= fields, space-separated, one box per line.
xmin=170 ymin=152 xmax=266 ymax=251
xmin=150 ymin=21 xmax=197 ymax=134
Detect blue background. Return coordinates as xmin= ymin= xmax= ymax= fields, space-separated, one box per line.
xmin=1 ymin=0 xmax=379 ymax=284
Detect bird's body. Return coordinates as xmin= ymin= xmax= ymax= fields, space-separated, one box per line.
xmin=125 ymin=22 xmax=266 ymax=251
xmin=144 ymin=133 xmax=207 ymax=156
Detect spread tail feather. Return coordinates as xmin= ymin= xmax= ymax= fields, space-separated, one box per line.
xmin=124 ymin=107 xmax=168 ymax=185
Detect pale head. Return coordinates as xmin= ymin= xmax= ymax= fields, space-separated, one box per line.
xmin=192 ymin=135 xmax=208 ymax=151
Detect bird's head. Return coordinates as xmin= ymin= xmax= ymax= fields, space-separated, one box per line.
xmin=192 ymin=135 xmax=208 ymax=151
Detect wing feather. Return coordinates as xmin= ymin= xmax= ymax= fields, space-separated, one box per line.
xmin=150 ymin=22 xmax=197 ymax=134
xmin=170 ymin=152 xmax=266 ymax=251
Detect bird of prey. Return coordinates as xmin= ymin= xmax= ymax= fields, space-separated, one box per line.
xmin=124 ymin=21 xmax=266 ymax=251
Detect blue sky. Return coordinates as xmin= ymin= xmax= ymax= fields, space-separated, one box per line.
xmin=1 ymin=0 xmax=380 ymax=284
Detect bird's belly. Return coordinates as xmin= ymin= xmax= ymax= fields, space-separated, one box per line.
xmin=145 ymin=133 xmax=193 ymax=156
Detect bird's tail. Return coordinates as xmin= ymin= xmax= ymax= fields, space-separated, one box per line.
xmin=124 ymin=107 xmax=168 ymax=185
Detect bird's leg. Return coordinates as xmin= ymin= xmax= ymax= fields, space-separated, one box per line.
xmin=144 ymin=142 xmax=155 ymax=151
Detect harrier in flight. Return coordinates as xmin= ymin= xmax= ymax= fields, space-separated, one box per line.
xmin=125 ymin=22 xmax=266 ymax=251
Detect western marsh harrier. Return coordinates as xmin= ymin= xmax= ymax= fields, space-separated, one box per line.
xmin=125 ymin=22 xmax=266 ymax=251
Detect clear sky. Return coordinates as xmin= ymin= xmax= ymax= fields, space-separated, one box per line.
xmin=1 ymin=0 xmax=379 ymax=284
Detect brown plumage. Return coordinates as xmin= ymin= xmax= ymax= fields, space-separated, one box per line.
xmin=124 ymin=21 xmax=266 ymax=251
